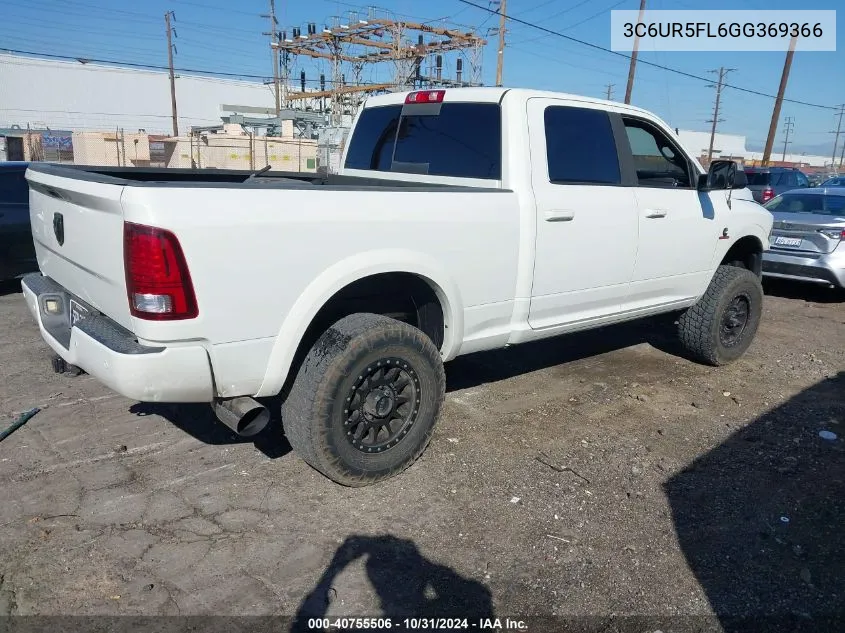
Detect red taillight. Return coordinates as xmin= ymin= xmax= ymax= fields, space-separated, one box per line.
xmin=123 ymin=221 xmax=198 ymax=320
xmin=761 ymin=187 xmax=774 ymax=203
xmin=405 ymin=90 xmax=445 ymax=104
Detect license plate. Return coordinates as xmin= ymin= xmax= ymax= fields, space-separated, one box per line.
xmin=69 ymin=299 xmax=90 ymax=326
xmin=774 ymin=236 xmax=803 ymax=247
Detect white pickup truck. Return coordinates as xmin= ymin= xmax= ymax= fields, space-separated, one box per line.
xmin=22 ymin=87 xmax=772 ymax=485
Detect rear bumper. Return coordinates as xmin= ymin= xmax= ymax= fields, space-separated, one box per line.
xmin=21 ymin=273 xmax=214 ymax=402
xmin=762 ymin=249 xmax=845 ymax=288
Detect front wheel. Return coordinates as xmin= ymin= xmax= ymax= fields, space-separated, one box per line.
xmin=677 ymin=265 xmax=764 ymax=366
xmin=281 ymin=313 xmax=446 ymax=486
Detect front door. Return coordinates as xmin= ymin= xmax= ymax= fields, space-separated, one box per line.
xmin=620 ymin=117 xmax=719 ymax=309
xmin=527 ymin=99 xmax=639 ymax=329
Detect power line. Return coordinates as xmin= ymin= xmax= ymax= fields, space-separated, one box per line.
xmin=0 ymin=49 xmax=385 ymax=86
xmin=457 ymin=0 xmax=837 ymax=110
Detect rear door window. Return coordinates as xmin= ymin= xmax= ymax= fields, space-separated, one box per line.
xmin=344 ymin=102 xmax=502 ymax=179
xmin=543 ymin=106 xmax=621 ymax=185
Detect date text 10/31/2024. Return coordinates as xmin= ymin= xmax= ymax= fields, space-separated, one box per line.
xmin=307 ymin=618 xmax=528 ymax=630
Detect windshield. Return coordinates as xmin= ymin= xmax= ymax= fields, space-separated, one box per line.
xmin=821 ymin=177 xmax=845 ymax=187
xmin=745 ymin=172 xmax=770 ymax=186
xmin=764 ymin=192 xmax=845 ymax=216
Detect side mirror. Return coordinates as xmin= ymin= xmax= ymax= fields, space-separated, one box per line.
xmin=699 ymin=160 xmax=744 ymax=191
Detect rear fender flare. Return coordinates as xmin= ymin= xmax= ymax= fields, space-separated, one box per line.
xmin=254 ymin=249 xmax=463 ymax=398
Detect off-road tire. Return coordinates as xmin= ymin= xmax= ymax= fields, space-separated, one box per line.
xmin=281 ymin=313 xmax=446 ymax=486
xmin=677 ymin=265 xmax=763 ymax=366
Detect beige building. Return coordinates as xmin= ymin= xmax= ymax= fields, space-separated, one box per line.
xmin=72 ymin=131 xmax=152 ymax=167
xmin=163 ymin=124 xmax=318 ymax=172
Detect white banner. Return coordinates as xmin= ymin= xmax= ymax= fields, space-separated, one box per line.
xmin=610 ymin=10 xmax=836 ymax=52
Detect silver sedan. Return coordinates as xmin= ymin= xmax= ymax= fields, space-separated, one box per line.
xmin=762 ymin=187 xmax=845 ymax=288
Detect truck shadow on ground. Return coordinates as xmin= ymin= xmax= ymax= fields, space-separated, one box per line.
xmin=445 ymin=315 xmax=680 ymax=392
xmin=291 ymin=534 xmax=494 ymax=632
xmin=130 ymin=402 xmax=292 ymax=459
xmin=0 ymin=279 xmax=22 ymax=297
xmin=762 ymin=278 xmax=844 ymax=304
xmin=133 ymin=316 xmax=682 ymax=454
xmin=665 ymin=372 xmax=845 ymax=632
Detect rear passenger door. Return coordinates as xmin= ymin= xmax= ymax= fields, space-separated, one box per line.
xmin=620 ymin=116 xmax=718 ymax=309
xmin=526 ymin=99 xmax=639 ymax=329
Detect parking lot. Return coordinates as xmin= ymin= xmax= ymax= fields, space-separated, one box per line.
xmin=0 ymin=278 xmax=843 ymax=626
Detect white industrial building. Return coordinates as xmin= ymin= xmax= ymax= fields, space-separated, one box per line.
xmin=677 ymin=129 xmax=834 ymax=168
xmin=0 ymin=53 xmax=283 ymax=133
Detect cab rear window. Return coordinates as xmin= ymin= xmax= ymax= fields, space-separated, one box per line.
xmin=344 ymin=103 xmax=502 ymax=179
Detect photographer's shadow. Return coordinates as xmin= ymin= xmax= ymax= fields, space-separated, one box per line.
xmin=292 ymin=535 xmax=494 ymax=632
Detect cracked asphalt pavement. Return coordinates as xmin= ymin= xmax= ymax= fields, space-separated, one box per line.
xmin=0 ymin=279 xmax=843 ymax=628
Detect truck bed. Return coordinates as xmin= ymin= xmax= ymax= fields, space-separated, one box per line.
xmin=28 ymin=163 xmax=494 ymax=191
xmin=24 ymin=161 xmax=520 ymax=400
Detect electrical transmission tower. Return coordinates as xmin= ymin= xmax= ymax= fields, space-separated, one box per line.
xmin=164 ymin=11 xmax=178 ymax=136
xmin=831 ymin=104 xmax=845 ymax=171
xmin=605 ymin=84 xmax=615 ymax=101
xmin=706 ymin=67 xmax=735 ymax=162
xmin=494 ymin=0 xmax=507 ymax=86
xmin=261 ymin=0 xmax=281 ymax=117
xmin=271 ymin=7 xmax=486 ymax=124
xmin=781 ymin=116 xmax=794 ymax=162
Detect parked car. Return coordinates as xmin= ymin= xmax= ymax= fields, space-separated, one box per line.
xmin=820 ymin=176 xmax=845 ymax=187
xmin=808 ymin=173 xmax=828 ymax=187
xmin=0 ymin=161 xmax=37 ymax=281
xmin=744 ymin=166 xmax=809 ymax=203
xmin=762 ymin=187 xmax=845 ymax=288
xmin=21 ymin=87 xmax=773 ymax=485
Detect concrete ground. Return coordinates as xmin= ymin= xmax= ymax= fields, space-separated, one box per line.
xmin=0 ymin=278 xmax=843 ymax=631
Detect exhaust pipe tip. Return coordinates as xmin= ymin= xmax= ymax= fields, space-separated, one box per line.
xmin=212 ymin=397 xmax=270 ymax=437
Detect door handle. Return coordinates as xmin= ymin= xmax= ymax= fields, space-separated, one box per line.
xmin=544 ymin=209 xmax=575 ymax=222
xmin=644 ymin=209 xmax=667 ymax=218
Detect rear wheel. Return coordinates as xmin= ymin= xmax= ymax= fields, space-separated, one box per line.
xmin=281 ymin=313 xmax=446 ymax=486
xmin=677 ymin=265 xmax=764 ymax=366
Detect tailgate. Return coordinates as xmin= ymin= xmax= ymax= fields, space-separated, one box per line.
xmin=26 ymin=165 xmax=132 ymax=329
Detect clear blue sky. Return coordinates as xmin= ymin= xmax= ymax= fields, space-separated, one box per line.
xmin=1 ymin=0 xmax=843 ymax=153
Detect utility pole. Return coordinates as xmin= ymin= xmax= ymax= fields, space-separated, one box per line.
xmin=830 ymin=104 xmax=845 ymax=171
xmin=605 ymin=83 xmax=615 ymax=100
xmin=165 ymin=11 xmax=178 ymax=137
xmin=262 ymin=0 xmax=281 ymax=117
xmin=495 ymin=0 xmax=507 ymax=86
xmin=781 ymin=116 xmax=794 ymax=163
xmin=706 ymin=67 xmax=734 ymax=162
xmin=762 ymin=35 xmax=798 ymax=166
xmin=624 ymin=0 xmax=646 ymax=104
